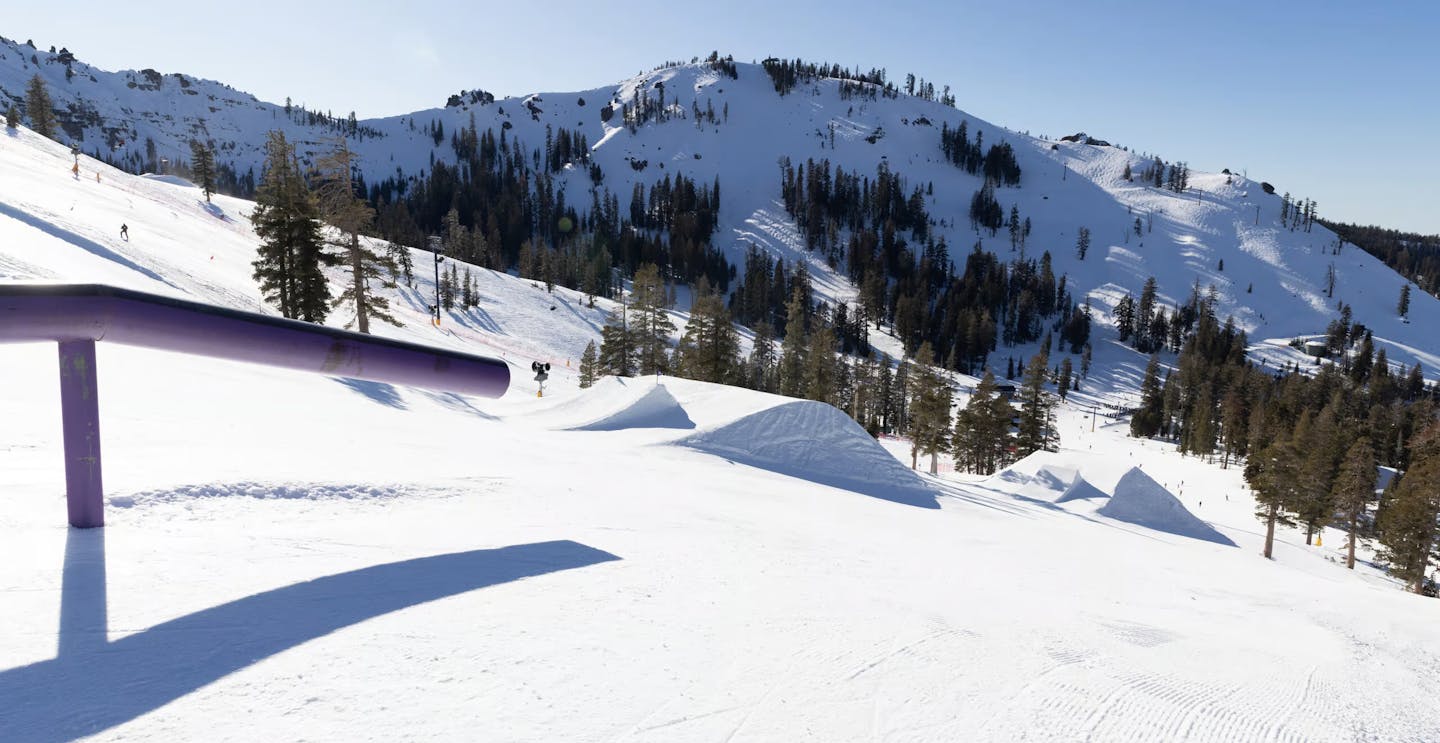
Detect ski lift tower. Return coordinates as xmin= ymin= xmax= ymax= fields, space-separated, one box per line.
xmin=532 ymin=361 xmax=551 ymax=397
xmin=427 ymin=235 xmax=445 ymax=327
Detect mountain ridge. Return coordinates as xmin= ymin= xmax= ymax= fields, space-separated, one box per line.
xmin=4 ymin=39 xmax=1437 ymax=390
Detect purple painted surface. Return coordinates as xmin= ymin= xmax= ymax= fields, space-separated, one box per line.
xmin=58 ymin=340 xmax=104 ymax=528
xmin=1 ymin=284 xmax=512 ymax=528
xmin=0 ymin=284 xmax=511 ymax=397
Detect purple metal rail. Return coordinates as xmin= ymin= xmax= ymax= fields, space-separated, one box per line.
xmin=0 ymin=284 xmax=511 ymax=528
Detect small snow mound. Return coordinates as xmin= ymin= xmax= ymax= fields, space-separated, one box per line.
xmin=678 ymin=400 xmax=937 ymax=508
xmin=140 ymin=173 xmax=197 ymax=188
xmin=569 ymin=383 xmax=694 ymax=431
xmin=1099 ymin=468 xmax=1235 ymax=546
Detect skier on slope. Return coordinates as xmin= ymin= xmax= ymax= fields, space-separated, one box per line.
xmin=120 ymin=223 xmax=128 ymax=240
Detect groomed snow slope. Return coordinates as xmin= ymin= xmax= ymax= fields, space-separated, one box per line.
xmin=4 ymin=102 xmax=1440 ymax=742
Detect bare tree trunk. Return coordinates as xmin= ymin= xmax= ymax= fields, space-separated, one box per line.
xmin=910 ymin=445 xmax=917 ymax=470
xmin=350 ymin=231 xmax=368 ymax=334
xmin=1263 ymin=502 xmax=1278 ymax=559
xmin=929 ymin=451 xmax=938 ymax=475
xmin=1346 ymin=514 xmax=1356 ymax=569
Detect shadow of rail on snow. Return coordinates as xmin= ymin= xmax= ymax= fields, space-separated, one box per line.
xmin=0 ymin=533 xmax=620 ymax=742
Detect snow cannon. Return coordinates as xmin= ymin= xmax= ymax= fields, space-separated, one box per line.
xmin=0 ymin=283 xmax=511 ymax=528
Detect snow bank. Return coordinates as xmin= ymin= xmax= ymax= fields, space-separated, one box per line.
xmin=678 ymin=400 xmax=937 ymax=508
xmin=140 ymin=174 xmax=197 ymax=188
xmin=569 ymin=383 xmax=695 ymax=431
xmin=1098 ymin=467 xmax=1235 ymax=546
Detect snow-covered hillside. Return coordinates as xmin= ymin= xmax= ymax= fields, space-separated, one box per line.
xmin=4 ymin=100 xmax=1440 ymax=741
xmin=4 ymin=44 xmax=1437 ymax=401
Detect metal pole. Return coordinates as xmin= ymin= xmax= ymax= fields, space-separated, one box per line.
xmin=58 ymin=340 xmax=104 ymax=528
xmin=428 ymin=235 xmax=444 ymax=327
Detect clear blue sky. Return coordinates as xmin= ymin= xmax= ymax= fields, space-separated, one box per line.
xmin=11 ymin=0 xmax=1439 ymax=233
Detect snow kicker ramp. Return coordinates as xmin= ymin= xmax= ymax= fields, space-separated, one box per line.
xmin=677 ymin=400 xmax=938 ymax=508
xmin=567 ymin=382 xmax=695 ymax=431
xmin=991 ymin=453 xmax=1107 ymax=504
xmin=1099 ymin=467 xmax=1236 ymax=546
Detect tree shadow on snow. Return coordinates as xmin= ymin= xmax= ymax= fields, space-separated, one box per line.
xmin=333 ymin=377 xmax=408 ymax=409
xmin=198 ymin=201 xmax=230 ymax=222
xmin=0 ymin=531 xmax=619 ymax=742
xmin=418 ymin=390 xmax=499 ymax=420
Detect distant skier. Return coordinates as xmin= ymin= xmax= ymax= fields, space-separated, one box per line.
xmin=120 ymin=223 xmax=128 ymax=240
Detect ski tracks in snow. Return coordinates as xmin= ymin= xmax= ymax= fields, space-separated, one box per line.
xmin=985 ymin=645 xmax=1343 ymax=742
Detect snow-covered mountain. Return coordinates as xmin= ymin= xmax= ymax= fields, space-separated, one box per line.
xmin=5 ymin=64 xmax=1440 ymax=741
xmin=4 ymin=41 xmax=1436 ymax=392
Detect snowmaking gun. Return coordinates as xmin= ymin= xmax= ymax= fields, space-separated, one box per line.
xmin=0 ymin=283 xmax=511 ymax=528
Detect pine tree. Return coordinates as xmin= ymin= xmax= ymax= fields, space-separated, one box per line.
xmin=1114 ymin=294 xmax=1135 ymax=342
xmin=598 ymin=304 xmax=637 ymax=376
xmin=1219 ymin=387 xmax=1247 ymax=468
xmin=802 ymin=319 xmax=839 ymax=405
xmin=1246 ymin=438 xmax=1303 ymax=560
xmin=1015 ymin=351 xmax=1055 ymax=456
xmin=250 ymin=130 xmax=332 ymax=321
xmin=316 ymin=137 xmax=398 ymax=333
xmin=674 ymin=283 xmax=740 ymax=384
xmin=440 ymin=263 xmax=457 ymax=311
xmin=746 ymin=321 xmax=778 ymax=392
xmin=1058 ymin=357 xmax=1072 ymax=401
xmin=1377 ymin=421 xmax=1440 ymax=592
xmin=630 ymin=264 xmax=675 ymax=375
xmin=251 ymin=132 xmax=298 ymax=317
xmin=1405 ymin=363 xmax=1426 ymax=401
xmin=1296 ymin=404 xmax=1343 ymax=543
xmin=1332 ymin=437 xmax=1376 ymax=570
xmin=1398 ymin=283 xmax=1411 ymax=319
xmin=1131 ymin=354 xmax=1164 ymax=438
xmin=953 ymin=371 xmax=1014 ymax=474
xmin=24 ymin=75 xmax=56 ymax=139
xmin=778 ymin=283 xmax=808 ymax=397
xmin=1075 ymin=226 xmax=1091 ymax=260
xmin=578 ymin=340 xmax=600 ymax=388
xmin=889 ymin=357 xmax=909 ymax=435
xmin=1136 ymin=277 xmax=1158 ymax=351
xmin=4 ymin=102 xmax=20 ymax=130
xmin=189 ymin=139 xmax=217 ymax=202
xmin=907 ymin=343 xmax=952 ymax=473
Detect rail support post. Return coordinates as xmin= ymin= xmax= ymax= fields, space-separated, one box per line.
xmin=58 ymin=339 xmax=104 ymax=528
